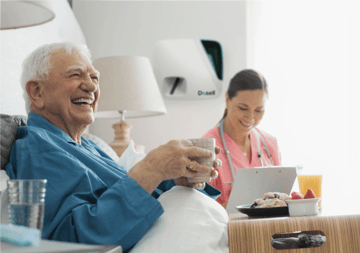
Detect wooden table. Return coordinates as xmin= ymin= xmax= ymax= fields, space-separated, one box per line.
xmin=228 ymin=207 xmax=360 ymax=253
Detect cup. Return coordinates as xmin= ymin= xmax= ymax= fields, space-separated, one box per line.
xmin=187 ymin=138 xmax=215 ymax=183
xmin=7 ymin=179 xmax=47 ymax=233
xmin=297 ymin=174 xmax=322 ymax=208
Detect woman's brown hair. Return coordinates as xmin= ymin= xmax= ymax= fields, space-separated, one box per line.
xmin=221 ymin=69 xmax=268 ymax=120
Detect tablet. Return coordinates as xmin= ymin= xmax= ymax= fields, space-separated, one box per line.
xmin=226 ymin=166 xmax=297 ymax=214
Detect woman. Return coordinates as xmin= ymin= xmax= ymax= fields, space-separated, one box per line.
xmin=202 ymin=69 xmax=281 ymax=208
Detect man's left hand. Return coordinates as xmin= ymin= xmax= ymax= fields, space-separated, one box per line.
xmin=175 ymin=146 xmax=222 ymax=189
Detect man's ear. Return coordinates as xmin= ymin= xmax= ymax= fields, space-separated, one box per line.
xmin=26 ymin=80 xmax=44 ymax=109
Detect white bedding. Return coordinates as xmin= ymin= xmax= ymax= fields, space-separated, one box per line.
xmin=130 ymin=186 xmax=229 ymax=253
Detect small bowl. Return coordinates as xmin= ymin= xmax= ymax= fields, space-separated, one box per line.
xmin=285 ymin=198 xmax=321 ymax=217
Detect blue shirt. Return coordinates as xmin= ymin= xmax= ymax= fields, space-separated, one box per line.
xmin=5 ymin=113 xmax=220 ymax=251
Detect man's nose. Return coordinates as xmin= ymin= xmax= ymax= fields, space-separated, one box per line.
xmin=81 ymin=75 xmax=98 ymax=93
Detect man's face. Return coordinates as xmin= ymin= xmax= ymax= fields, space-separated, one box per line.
xmin=39 ymin=50 xmax=100 ymax=129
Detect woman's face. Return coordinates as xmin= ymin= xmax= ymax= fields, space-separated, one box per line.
xmin=226 ymin=89 xmax=267 ymax=134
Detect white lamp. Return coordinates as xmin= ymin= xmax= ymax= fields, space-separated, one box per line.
xmin=1 ymin=1 xmax=55 ymax=30
xmin=93 ymin=56 xmax=167 ymax=156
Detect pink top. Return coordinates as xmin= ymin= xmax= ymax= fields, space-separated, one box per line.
xmin=202 ymin=125 xmax=281 ymax=205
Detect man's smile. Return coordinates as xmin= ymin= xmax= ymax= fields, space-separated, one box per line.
xmin=71 ymin=97 xmax=94 ymax=107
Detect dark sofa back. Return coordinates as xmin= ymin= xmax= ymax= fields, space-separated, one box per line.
xmin=0 ymin=114 xmax=27 ymax=169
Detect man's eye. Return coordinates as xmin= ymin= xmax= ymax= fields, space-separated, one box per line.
xmin=255 ymin=110 xmax=264 ymax=113
xmin=239 ymin=107 xmax=247 ymax=111
xmin=71 ymin=74 xmax=80 ymax=77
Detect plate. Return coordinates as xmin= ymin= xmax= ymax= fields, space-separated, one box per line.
xmin=236 ymin=204 xmax=289 ymax=217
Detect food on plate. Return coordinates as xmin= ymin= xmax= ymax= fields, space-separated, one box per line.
xmin=250 ymin=191 xmax=291 ymax=208
xmin=263 ymin=192 xmax=292 ymax=201
xmin=303 ymin=189 xmax=316 ymax=199
xmin=291 ymin=192 xmax=304 ymax=199
xmin=249 ymin=189 xmax=317 ymax=209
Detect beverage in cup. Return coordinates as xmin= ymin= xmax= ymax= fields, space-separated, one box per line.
xmin=7 ymin=179 xmax=47 ymax=234
xmin=297 ymin=175 xmax=322 ymax=208
xmin=187 ymin=138 xmax=215 ymax=183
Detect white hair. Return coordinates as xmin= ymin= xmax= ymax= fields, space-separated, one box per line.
xmin=20 ymin=42 xmax=92 ymax=114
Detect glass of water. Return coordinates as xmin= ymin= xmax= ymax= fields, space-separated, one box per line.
xmin=7 ymin=179 xmax=47 ymax=234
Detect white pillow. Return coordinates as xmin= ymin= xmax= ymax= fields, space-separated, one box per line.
xmin=0 ymin=170 xmax=10 ymax=192
xmin=82 ymin=133 xmax=146 ymax=172
xmin=1 ymin=188 xmax=10 ymax=224
xmin=130 ymin=186 xmax=229 ymax=253
xmin=117 ymin=140 xmax=146 ymax=172
xmin=0 ymin=171 xmax=10 ymax=224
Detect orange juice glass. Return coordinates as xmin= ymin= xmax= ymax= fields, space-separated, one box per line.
xmin=297 ymin=175 xmax=322 ymax=208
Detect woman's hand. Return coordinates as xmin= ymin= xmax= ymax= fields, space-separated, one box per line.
xmin=175 ymin=146 xmax=222 ymax=189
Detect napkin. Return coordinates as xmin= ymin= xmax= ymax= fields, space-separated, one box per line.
xmin=0 ymin=224 xmax=41 ymax=246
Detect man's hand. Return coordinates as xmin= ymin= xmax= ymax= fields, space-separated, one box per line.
xmin=175 ymin=146 xmax=222 ymax=189
xmin=127 ymin=140 xmax=215 ymax=193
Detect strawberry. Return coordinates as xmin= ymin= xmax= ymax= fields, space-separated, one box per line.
xmin=291 ymin=191 xmax=304 ymax=199
xmin=303 ymin=189 xmax=316 ymax=199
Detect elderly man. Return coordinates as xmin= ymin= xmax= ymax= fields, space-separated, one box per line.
xmin=5 ymin=42 xmax=222 ymax=251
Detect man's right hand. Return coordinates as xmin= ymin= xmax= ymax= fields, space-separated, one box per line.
xmin=127 ymin=140 xmax=214 ymax=193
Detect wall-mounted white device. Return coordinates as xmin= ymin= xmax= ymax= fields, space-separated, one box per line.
xmin=152 ymin=39 xmax=223 ymax=100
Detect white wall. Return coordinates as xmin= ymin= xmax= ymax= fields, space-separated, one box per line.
xmin=0 ymin=0 xmax=86 ymax=116
xmin=73 ymin=1 xmax=247 ymax=153
xmin=247 ymin=1 xmax=360 ymax=207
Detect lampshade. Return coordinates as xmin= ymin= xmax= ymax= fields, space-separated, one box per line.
xmin=1 ymin=1 xmax=55 ymax=30
xmin=93 ymin=56 xmax=167 ymax=119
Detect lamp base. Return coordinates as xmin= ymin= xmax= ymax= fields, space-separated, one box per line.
xmin=110 ymin=121 xmax=145 ymax=157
